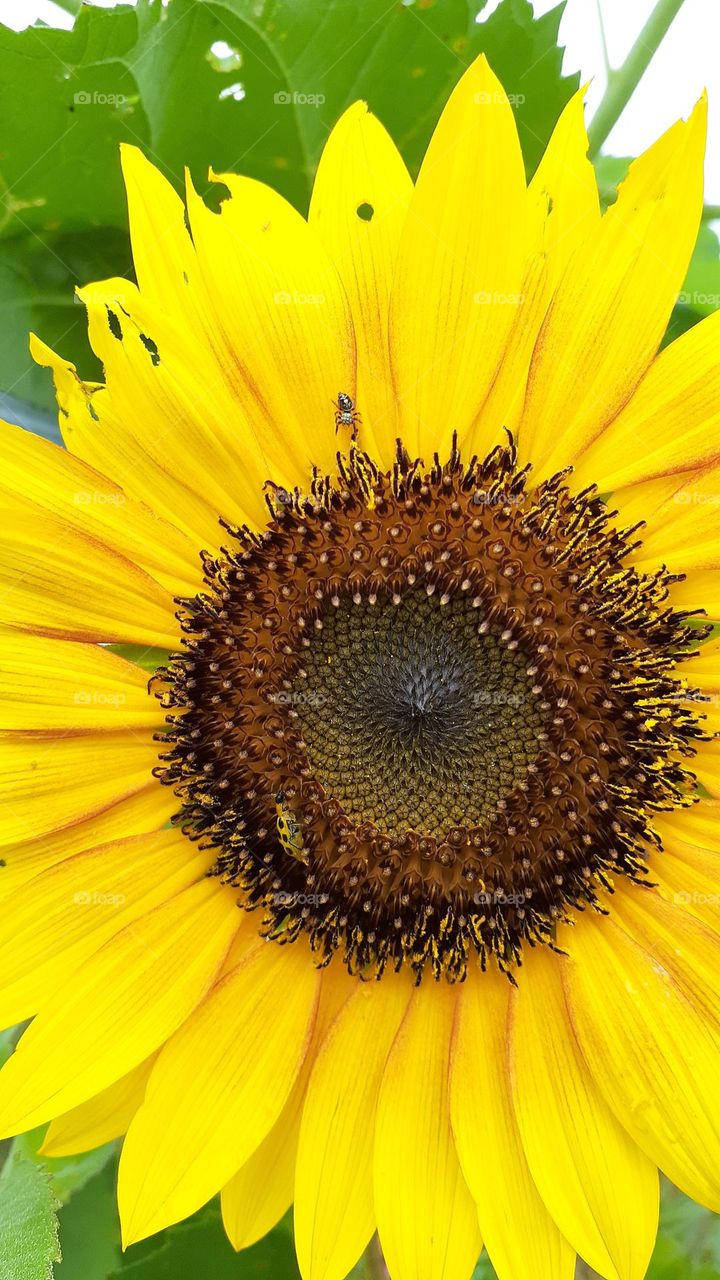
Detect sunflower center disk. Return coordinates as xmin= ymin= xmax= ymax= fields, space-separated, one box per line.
xmin=295 ymin=593 xmax=543 ymax=839
xmin=155 ymin=438 xmax=708 ymax=981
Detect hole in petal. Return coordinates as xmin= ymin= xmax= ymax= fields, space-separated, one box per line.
xmin=106 ymin=308 xmax=122 ymax=341
xmin=139 ymin=333 xmax=161 ymax=367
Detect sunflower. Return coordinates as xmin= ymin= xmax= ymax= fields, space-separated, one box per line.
xmin=0 ymin=51 xmax=718 ymax=1280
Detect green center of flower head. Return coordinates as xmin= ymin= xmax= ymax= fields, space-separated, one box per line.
xmin=154 ymin=435 xmax=709 ymax=982
xmin=293 ymin=593 xmax=544 ymax=839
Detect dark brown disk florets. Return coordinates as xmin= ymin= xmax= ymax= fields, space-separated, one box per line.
xmin=153 ymin=435 xmax=711 ymax=982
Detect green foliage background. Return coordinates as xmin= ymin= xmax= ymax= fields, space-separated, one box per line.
xmin=0 ymin=1 xmax=718 ymax=1277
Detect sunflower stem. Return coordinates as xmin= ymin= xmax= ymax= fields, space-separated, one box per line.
xmin=587 ymin=0 xmax=687 ymax=156
xmin=361 ymin=1236 xmax=390 ymax=1280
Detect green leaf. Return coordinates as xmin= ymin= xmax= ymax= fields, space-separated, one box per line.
xmin=0 ymin=228 xmax=131 ymax=411
xmin=469 ymin=0 xmax=576 ymax=178
xmin=0 ymin=0 xmax=577 ymax=416
xmin=0 ymin=1027 xmax=17 ymax=1069
xmin=111 ymin=1204 xmax=300 ymax=1279
xmin=107 ymin=645 xmax=172 ymax=675
xmin=11 ymin=1126 xmax=118 ymax=1208
xmin=664 ymin=223 xmax=720 ymax=347
xmin=678 ymin=223 xmax=720 ymax=320
xmin=646 ymin=1184 xmax=720 ymax=1280
xmin=45 ymin=1146 xmax=119 ymax=1210
xmin=55 ymin=1162 xmax=121 ymax=1280
xmin=593 ymin=153 xmax=631 ymax=209
xmin=471 ymin=1253 xmax=498 ymax=1279
xmin=0 ymin=1146 xmax=60 ymax=1280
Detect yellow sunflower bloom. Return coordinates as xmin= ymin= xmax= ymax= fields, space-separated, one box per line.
xmin=0 ymin=52 xmax=719 ymax=1280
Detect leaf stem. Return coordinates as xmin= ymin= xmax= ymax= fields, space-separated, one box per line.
xmin=594 ymin=0 xmax=612 ymax=79
xmin=588 ymin=0 xmax=687 ymax=156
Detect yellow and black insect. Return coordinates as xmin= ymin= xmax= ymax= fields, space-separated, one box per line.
xmin=275 ymin=790 xmax=309 ymax=864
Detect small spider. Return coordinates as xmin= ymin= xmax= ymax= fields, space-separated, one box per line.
xmin=333 ymin=391 xmax=361 ymax=438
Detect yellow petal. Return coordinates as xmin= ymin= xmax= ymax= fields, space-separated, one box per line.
xmin=0 ymin=784 xmax=176 ymax=901
xmin=124 ymin=144 xmax=351 ymax=484
xmin=0 ymin=634 xmax=161 ymax=732
xmin=119 ymin=938 xmax=320 ymax=1245
xmin=0 ymin=879 xmax=239 ymax=1134
xmin=32 ymin=334 xmax=262 ymax=550
xmin=0 ymin=732 xmax=162 ymax=847
xmin=374 ymin=982 xmax=482 ymax=1280
xmin=522 ymin=97 xmax=707 ymax=478
xmin=693 ymin=737 xmax=720 ymax=795
xmin=471 ymin=253 xmax=550 ymax=450
xmin=185 ymin=170 xmax=355 ymax=476
xmin=565 ymin=902 xmax=720 ymax=1211
xmin=0 ymin=508 xmax=179 ymax=647
xmin=651 ymin=840 xmax=720 ymax=934
xmin=527 ymin=87 xmax=600 ymax=289
xmin=309 ymin=102 xmax=412 ymax=465
xmin=294 ymin=973 xmax=410 ymax=1280
xmin=388 ymin=54 xmax=527 ymax=461
xmin=77 ymin=278 xmax=275 ymax=537
xmin=42 ymin=1056 xmax=155 ymax=1157
xmin=614 ymin=881 xmax=720 ymax=1008
xmin=451 ymin=967 xmax=575 ymax=1280
xmin=681 ymin=636 xmax=720 ymax=690
xmin=100 ymin=143 xmax=303 ymax=528
xmin=667 ymin=569 xmax=720 ymax=620
xmin=657 ymin=797 xmax=720 ymax=853
xmin=611 ymin=472 xmax=691 ymax=534
xmin=118 ymin=149 xmax=313 ymax=504
xmin=629 ymin=466 xmax=720 ymax=580
xmin=222 ymin=964 xmax=352 ymax=1254
xmin=221 ymin=1084 xmax=299 ymax=1253
xmin=573 ymin=308 xmax=720 ymax=492
xmin=478 ymin=89 xmax=599 ymax=451
xmin=0 ymin=830 xmax=210 ymax=1027
xmin=120 ymin=142 xmax=195 ymax=321
xmin=0 ymin=415 xmax=199 ymax=599
xmin=511 ymin=946 xmax=658 ymax=1280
